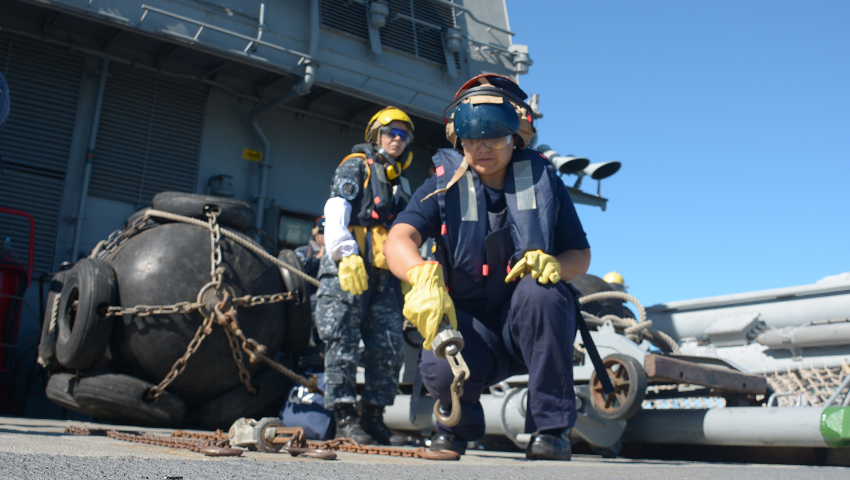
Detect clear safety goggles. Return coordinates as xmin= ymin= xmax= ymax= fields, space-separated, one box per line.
xmin=380 ymin=126 xmax=412 ymax=143
xmin=460 ymin=135 xmax=513 ymax=152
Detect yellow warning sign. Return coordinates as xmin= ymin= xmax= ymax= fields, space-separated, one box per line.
xmin=243 ymin=148 xmax=263 ymax=162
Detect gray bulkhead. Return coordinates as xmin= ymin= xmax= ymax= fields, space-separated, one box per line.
xmin=0 ymin=0 xmax=521 ymax=344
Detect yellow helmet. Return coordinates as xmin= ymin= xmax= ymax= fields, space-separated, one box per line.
xmin=603 ymin=271 xmax=625 ymax=286
xmin=365 ymin=106 xmax=415 ymax=143
xmin=365 ymin=106 xmax=414 ymax=180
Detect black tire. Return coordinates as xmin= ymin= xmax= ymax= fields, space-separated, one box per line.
xmin=277 ymin=249 xmax=313 ymax=356
xmin=55 ymin=259 xmax=118 ymax=370
xmin=37 ymin=271 xmax=67 ymax=371
xmin=589 ymin=354 xmax=647 ymax=421
xmin=45 ymin=372 xmax=100 ymax=416
xmin=195 ymin=369 xmax=293 ymax=431
xmin=569 ymin=274 xmax=627 ymax=319
xmin=73 ymin=373 xmax=186 ymax=427
xmin=152 ymin=191 xmax=254 ymax=232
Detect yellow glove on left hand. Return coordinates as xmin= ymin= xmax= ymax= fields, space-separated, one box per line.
xmin=338 ymin=254 xmax=369 ymax=295
xmin=505 ymin=250 xmax=561 ymax=285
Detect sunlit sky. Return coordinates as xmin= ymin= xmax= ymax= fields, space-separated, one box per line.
xmin=505 ymin=0 xmax=850 ymax=306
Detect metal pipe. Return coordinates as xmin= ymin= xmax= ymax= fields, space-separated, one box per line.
xmin=622 ymin=407 xmax=835 ymax=448
xmin=824 ymin=374 xmax=850 ymax=407
xmin=248 ymin=0 xmax=319 ymax=231
xmin=70 ymin=57 xmax=110 ymax=261
xmin=243 ymin=2 xmax=265 ymax=54
xmin=755 ymin=321 xmax=850 ymax=350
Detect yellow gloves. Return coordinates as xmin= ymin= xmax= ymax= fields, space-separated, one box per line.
xmin=505 ymin=250 xmax=561 ymax=284
xmin=403 ymin=262 xmax=458 ymax=350
xmin=338 ymin=254 xmax=369 ymax=295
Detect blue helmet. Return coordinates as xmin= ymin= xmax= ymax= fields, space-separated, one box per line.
xmin=0 ymin=73 xmax=9 ymax=132
xmin=452 ymin=100 xmax=519 ymax=140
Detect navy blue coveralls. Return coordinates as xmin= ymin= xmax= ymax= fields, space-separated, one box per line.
xmin=393 ymin=148 xmax=590 ymax=441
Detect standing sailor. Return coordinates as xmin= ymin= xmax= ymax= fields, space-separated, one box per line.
xmin=315 ymin=107 xmax=414 ymax=446
xmin=385 ymin=75 xmax=592 ymax=460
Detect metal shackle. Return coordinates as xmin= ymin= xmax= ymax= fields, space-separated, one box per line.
xmin=432 ymin=326 xmax=465 ymax=359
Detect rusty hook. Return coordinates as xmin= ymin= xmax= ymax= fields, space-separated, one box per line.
xmin=433 ymin=371 xmax=466 ymax=427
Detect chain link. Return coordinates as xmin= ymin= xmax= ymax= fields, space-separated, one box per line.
xmin=207 ymin=208 xmax=224 ymax=284
xmin=215 ymin=304 xmax=257 ymax=395
xmin=308 ymin=438 xmax=460 ymax=460
xmin=104 ymin=301 xmax=202 ymax=317
xmin=145 ymin=312 xmax=215 ymax=401
xmin=93 ymin=214 xmax=151 ymax=260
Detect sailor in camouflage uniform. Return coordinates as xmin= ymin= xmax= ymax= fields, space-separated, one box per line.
xmin=315 ymin=107 xmax=415 ymax=446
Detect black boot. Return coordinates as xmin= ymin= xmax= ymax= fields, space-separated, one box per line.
xmin=430 ymin=432 xmax=466 ymax=455
xmin=360 ymin=402 xmax=408 ymax=446
xmin=333 ymin=403 xmax=375 ymax=445
xmin=526 ymin=428 xmax=572 ymax=461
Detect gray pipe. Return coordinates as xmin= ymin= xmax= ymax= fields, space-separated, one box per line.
xmin=249 ymin=0 xmax=319 ymax=231
xmin=71 ymin=57 xmax=110 ymax=261
xmin=755 ymin=321 xmax=850 ymax=350
xmin=622 ymin=407 xmax=830 ymax=447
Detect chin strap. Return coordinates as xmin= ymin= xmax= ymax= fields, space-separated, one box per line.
xmin=420 ymin=158 xmax=468 ymax=202
xmin=376 ymin=146 xmax=411 ymax=180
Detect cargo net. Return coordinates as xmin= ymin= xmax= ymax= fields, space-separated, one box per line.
xmin=763 ymin=360 xmax=850 ymax=407
xmin=642 ymin=385 xmax=727 ymax=410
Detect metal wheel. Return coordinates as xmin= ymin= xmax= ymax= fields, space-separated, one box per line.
xmin=253 ymin=417 xmax=284 ymax=453
xmin=589 ymin=354 xmax=647 ymax=421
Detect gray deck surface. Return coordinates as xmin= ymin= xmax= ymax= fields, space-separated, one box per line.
xmin=0 ymin=417 xmax=847 ymax=479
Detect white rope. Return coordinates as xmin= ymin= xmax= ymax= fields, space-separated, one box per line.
xmin=578 ymin=291 xmax=680 ymax=354
xmin=145 ymin=209 xmax=321 ymax=288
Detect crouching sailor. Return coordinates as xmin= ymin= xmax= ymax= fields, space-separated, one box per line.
xmin=315 ymin=107 xmax=414 ymax=446
xmin=385 ymin=75 xmax=592 ymax=460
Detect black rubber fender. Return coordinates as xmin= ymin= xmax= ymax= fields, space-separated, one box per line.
xmin=37 ymin=271 xmax=67 ymax=371
xmin=195 ymin=369 xmax=293 ymax=431
xmin=105 ymin=223 xmax=285 ymax=403
xmin=569 ymin=274 xmax=627 ymax=319
xmin=73 ymin=372 xmax=186 ymax=427
xmin=152 ymin=191 xmax=254 ymax=232
xmin=55 ymin=259 xmax=118 ymax=370
xmin=277 ymin=249 xmax=313 ymax=356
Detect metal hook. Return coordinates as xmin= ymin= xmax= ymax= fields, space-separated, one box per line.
xmin=434 ymin=371 xmax=466 ymax=427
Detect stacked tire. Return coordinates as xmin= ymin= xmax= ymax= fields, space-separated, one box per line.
xmin=38 ymin=192 xmax=313 ymax=429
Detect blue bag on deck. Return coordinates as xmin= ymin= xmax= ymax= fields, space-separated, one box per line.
xmin=280 ymin=372 xmax=333 ymax=440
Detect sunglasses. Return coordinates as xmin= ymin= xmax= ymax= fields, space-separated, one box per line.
xmin=380 ymin=126 xmax=412 ymax=143
xmin=460 ymin=135 xmax=513 ymax=152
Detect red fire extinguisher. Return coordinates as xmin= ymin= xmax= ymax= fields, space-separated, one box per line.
xmin=0 ymin=207 xmax=34 ymax=405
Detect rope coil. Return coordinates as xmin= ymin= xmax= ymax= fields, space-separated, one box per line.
xmin=578 ymin=291 xmax=681 ymax=354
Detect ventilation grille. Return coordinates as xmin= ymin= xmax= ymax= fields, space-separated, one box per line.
xmin=88 ymin=66 xmax=207 ymax=207
xmin=321 ymin=0 xmax=459 ymax=68
xmin=320 ymin=0 xmax=369 ymax=39
xmin=0 ymin=34 xmax=86 ymax=275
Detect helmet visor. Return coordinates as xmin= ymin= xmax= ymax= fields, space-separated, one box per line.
xmin=380 ymin=126 xmax=412 ymax=143
xmin=460 ymin=136 xmax=512 ymax=153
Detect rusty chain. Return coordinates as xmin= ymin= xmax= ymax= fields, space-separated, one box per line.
xmin=65 ymin=426 xmax=241 ymax=456
xmin=144 ymin=311 xmax=216 ymax=401
xmin=91 ymin=214 xmax=151 ymax=260
xmin=214 ymin=298 xmax=322 ymax=395
xmin=66 ymin=425 xmax=460 ymax=461
xmin=216 ymin=303 xmax=257 ymax=395
xmin=308 ymin=438 xmax=460 ymax=460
